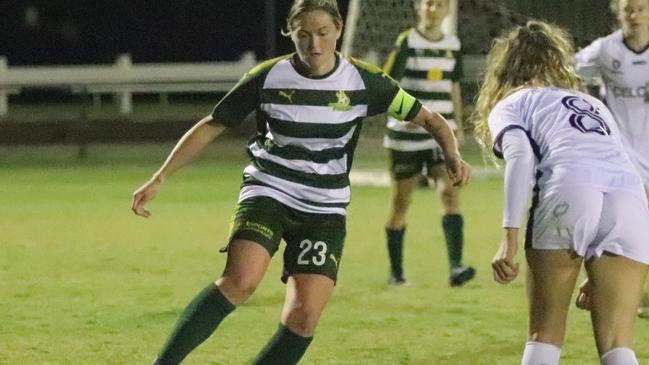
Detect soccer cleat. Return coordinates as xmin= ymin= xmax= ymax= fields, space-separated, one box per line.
xmin=388 ymin=275 xmax=410 ymax=286
xmin=449 ymin=266 xmax=476 ymax=287
xmin=638 ymin=306 xmax=649 ymax=318
xmin=417 ymin=174 xmax=430 ymax=188
xmin=638 ymin=293 xmax=649 ymax=318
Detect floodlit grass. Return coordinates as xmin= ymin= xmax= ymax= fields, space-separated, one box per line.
xmin=1 ymin=141 xmax=648 ymax=365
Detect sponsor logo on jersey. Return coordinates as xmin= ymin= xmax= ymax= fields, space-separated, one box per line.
xmin=612 ymin=85 xmax=647 ymax=99
xmin=632 ymin=60 xmax=647 ymax=65
xmin=278 ymin=90 xmax=295 ymax=103
xmin=329 ymin=90 xmax=352 ymax=111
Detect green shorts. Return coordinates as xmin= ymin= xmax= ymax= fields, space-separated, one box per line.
xmin=388 ymin=148 xmax=445 ymax=181
xmin=226 ymin=196 xmax=346 ymax=283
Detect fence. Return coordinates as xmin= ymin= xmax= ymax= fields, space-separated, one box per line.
xmin=0 ymin=52 xmax=257 ymax=116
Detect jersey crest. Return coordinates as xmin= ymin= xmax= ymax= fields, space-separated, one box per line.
xmin=427 ymin=68 xmax=443 ymax=81
xmin=329 ymin=90 xmax=352 ymax=111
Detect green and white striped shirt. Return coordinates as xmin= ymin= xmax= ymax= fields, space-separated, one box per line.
xmin=383 ymin=28 xmax=462 ymax=151
xmin=212 ymin=53 xmax=421 ymax=215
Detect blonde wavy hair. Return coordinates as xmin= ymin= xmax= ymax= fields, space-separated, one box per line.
xmin=472 ymin=20 xmax=582 ymax=155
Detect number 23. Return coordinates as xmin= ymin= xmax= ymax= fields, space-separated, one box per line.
xmin=297 ymin=239 xmax=328 ymax=266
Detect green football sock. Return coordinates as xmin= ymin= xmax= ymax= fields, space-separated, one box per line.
xmin=386 ymin=227 xmax=405 ymax=278
xmin=442 ymin=214 xmax=464 ymax=269
xmin=252 ymin=325 xmax=313 ymax=365
xmin=154 ymin=284 xmax=235 ymax=365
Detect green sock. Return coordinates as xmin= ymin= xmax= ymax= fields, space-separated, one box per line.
xmin=154 ymin=284 xmax=235 ymax=365
xmin=252 ymin=325 xmax=313 ymax=365
xmin=442 ymin=214 xmax=464 ymax=269
xmin=386 ymin=227 xmax=405 ymax=278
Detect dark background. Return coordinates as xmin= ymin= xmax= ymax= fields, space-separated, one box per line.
xmin=0 ymin=1 xmax=350 ymax=65
xmin=0 ymin=0 xmax=616 ymax=145
xmin=0 ymin=0 xmax=613 ymax=66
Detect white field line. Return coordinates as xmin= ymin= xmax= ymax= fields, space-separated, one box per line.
xmin=349 ymin=166 xmax=502 ymax=187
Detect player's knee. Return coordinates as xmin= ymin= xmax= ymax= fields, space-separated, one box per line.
xmin=521 ymin=341 xmax=561 ymax=365
xmin=217 ymin=274 xmax=260 ymax=303
xmin=392 ymin=194 xmax=411 ymax=212
xmin=440 ymin=185 xmax=458 ymax=204
xmin=600 ymin=347 xmax=637 ymax=365
xmin=284 ymin=305 xmax=322 ymax=336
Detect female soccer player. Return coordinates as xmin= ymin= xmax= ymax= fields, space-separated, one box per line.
xmin=573 ymin=0 xmax=649 ymax=317
xmin=474 ymin=20 xmax=649 ymax=365
xmin=382 ymin=0 xmax=474 ymax=286
xmin=131 ymin=1 xmax=471 ymax=364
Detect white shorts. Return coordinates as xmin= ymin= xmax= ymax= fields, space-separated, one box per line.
xmin=526 ymin=184 xmax=649 ymax=265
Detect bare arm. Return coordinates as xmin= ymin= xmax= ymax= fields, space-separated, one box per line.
xmin=131 ymin=115 xmax=226 ymax=217
xmin=410 ymin=105 xmax=471 ymax=186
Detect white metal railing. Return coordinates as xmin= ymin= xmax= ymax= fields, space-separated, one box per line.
xmin=0 ymin=52 xmax=257 ymax=116
xmin=0 ymin=52 xmax=487 ymax=117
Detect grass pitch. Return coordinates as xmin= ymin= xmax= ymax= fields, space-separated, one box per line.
xmin=1 ymin=141 xmax=648 ymax=365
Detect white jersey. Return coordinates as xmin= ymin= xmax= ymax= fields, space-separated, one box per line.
xmin=489 ymin=87 xmax=642 ymax=191
xmin=574 ymin=30 xmax=649 ymax=183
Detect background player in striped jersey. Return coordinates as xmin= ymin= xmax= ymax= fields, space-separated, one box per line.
xmin=382 ymin=0 xmax=474 ymax=286
xmin=573 ymin=0 xmax=649 ymax=318
xmin=131 ymin=1 xmax=471 ymax=364
xmin=474 ymin=20 xmax=649 ymax=365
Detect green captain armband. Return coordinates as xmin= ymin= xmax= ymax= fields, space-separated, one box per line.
xmin=387 ymin=88 xmax=418 ymax=121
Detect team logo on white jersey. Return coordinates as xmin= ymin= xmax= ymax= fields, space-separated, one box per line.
xmin=562 ymin=96 xmax=611 ymax=135
xmin=329 ymin=90 xmax=352 ymax=111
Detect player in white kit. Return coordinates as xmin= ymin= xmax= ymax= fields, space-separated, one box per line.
xmin=573 ymin=0 xmax=649 ymax=318
xmin=473 ymin=21 xmax=649 ymax=365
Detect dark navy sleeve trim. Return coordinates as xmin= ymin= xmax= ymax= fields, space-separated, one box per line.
xmin=492 ymin=125 xmax=541 ymax=161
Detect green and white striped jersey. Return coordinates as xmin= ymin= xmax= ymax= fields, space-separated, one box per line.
xmin=383 ymin=28 xmax=462 ymax=151
xmin=211 ymin=53 xmax=422 ymax=215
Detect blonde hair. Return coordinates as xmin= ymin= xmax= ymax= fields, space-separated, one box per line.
xmin=283 ymin=0 xmax=343 ymax=36
xmin=472 ymin=20 xmax=582 ymax=154
xmin=611 ymin=0 xmax=649 ymax=18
